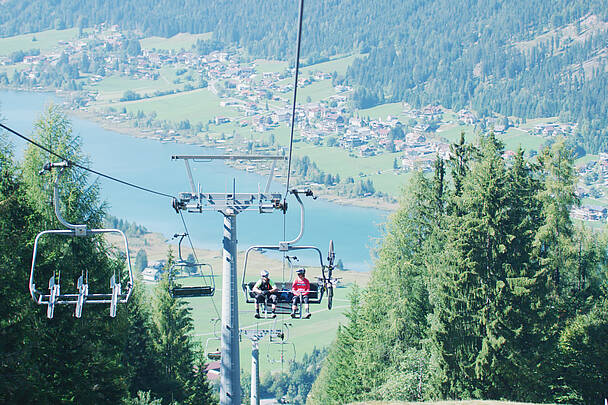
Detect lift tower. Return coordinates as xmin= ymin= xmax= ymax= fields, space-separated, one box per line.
xmin=172 ymin=154 xmax=286 ymax=405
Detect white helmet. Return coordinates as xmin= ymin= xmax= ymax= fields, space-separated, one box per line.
xmin=261 ymin=270 xmax=269 ymax=277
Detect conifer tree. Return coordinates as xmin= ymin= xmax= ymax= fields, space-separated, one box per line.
xmin=0 ymin=134 xmax=40 ymax=402
xmin=17 ymin=105 xmax=131 ymax=403
xmin=151 ymin=250 xmax=201 ymax=404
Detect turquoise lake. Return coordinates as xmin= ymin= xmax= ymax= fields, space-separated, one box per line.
xmin=1 ymin=90 xmax=390 ymax=271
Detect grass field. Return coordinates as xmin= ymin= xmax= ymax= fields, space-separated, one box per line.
xmin=357 ymin=102 xmax=405 ymax=121
xmin=113 ymin=88 xmax=240 ymax=123
xmin=91 ymin=74 xmax=184 ymax=103
xmin=437 ymin=124 xmax=546 ymax=153
xmin=301 ymin=53 xmax=366 ymax=76
xmin=140 ymin=32 xmax=212 ymax=51
xmin=498 ymin=128 xmax=546 ymax=152
xmin=0 ymin=28 xmax=79 ymax=55
xmin=295 ymin=80 xmax=336 ymax=104
xmin=253 ymin=59 xmax=288 ymax=74
xmin=575 ymin=154 xmax=599 ymax=166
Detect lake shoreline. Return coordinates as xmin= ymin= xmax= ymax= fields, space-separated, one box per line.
xmin=2 ymin=86 xmax=399 ymax=212
xmin=68 ymin=106 xmax=399 ymax=212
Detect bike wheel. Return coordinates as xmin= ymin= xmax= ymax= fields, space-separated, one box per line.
xmin=327 ymin=286 xmax=333 ymax=310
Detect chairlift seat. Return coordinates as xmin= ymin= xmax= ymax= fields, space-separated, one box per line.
xmin=168 ymin=261 xmax=215 ymax=298
xmin=171 ymin=285 xmax=214 ymax=298
xmin=244 ymin=281 xmax=322 ymax=304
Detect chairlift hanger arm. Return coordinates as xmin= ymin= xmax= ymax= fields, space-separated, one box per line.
xmin=279 ymin=188 xmax=315 ymax=249
xmin=241 ymin=244 xmax=325 ymax=289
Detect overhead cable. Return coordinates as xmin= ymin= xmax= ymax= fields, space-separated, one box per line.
xmin=284 ymin=0 xmax=305 ymax=199
xmin=0 ymin=122 xmax=175 ymax=199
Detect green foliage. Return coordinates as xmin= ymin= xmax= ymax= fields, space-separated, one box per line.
xmin=105 ymin=214 xmax=149 ymax=237
xmin=555 ymin=298 xmax=608 ymax=404
xmin=259 ymin=347 xmax=327 ymax=405
xmin=135 ymin=249 xmax=148 ymax=272
xmin=313 ymin=132 xmax=608 ymax=403
xmin=123 ymin=391 xmax=163 ymax=405
xmin=0 ymin=108 xmax=216 ymax=404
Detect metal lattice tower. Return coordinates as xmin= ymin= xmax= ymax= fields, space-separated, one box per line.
xmin=173 ymin=154 xmax=286 ymax=405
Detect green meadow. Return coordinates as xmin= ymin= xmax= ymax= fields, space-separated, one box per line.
xmin=357 ymin=101 xmax=405 ymax=121
xmin=113 ymin=88 xmax=240 ymax=123
xmin=151 ymin=271 xmax=356 ymax=374
xmin=302 ymin=53 xmax=366 ymax=76
xmin=0 ymin=28 xmax=79 ymax=55
xmin=140 ymin=32 xmax=213 ymax=51
xmin=253 ymin=59 xmax=288 ymax=74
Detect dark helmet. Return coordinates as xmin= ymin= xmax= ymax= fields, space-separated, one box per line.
xmin=296 ymin=268 xmax=306 ymax=275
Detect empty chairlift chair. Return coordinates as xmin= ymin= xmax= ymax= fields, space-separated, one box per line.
xmin=29 ymin=161 xmax=134 ymax=319
xmin=168 ymin=233 xmax=215 ymax=298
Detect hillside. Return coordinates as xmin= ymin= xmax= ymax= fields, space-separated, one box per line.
xmin=1 ymin=0 xmax=608 ymax=153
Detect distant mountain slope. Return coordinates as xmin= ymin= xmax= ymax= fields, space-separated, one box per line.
xmin=2 ymin=0 xmax=608 ymax=152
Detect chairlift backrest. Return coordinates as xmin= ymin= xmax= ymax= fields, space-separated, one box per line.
xmin=168 ymin=233 xmax=215 ymax=298
xmin=29 ymin=162 xmax=134 ymax=319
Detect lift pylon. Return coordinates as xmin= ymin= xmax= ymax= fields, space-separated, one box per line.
xmin=172 ymin=154 xmax=286 ymax=405
xmin=240 ymin=328 xmax=285 ymax=405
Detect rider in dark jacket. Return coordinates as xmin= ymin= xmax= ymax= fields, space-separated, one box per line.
xmin=253 ymin=270 xmax=278 ymax=318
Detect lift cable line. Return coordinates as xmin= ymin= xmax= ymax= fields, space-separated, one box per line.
xmin=284 ymin=0 xmax=305 ymax=200
xmin=0 ymin=122 xmax=176 ymax=200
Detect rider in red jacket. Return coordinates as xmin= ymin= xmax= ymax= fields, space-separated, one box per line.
xmin=291 ymin=268 xmax=311 ymax=318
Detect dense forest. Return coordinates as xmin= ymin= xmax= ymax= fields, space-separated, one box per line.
xmin=0 ymin=106 xmax=216 ymax=404
xmin=2 ymin=0 xmax=608 ymax=152
xmin=308 ymin=134 xmax=608 ymax=403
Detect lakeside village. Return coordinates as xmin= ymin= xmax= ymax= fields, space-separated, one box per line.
xmin=3 ymin=24 xmax=608 ymax=223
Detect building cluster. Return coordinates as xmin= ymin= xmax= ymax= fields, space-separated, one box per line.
xmin=2 ymin=25 xmax=582 ymax=177
xmin=572 ymin=153 xmax=608 ymax=222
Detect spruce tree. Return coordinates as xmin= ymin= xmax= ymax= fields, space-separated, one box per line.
xmin=18 ymin=105 xmax=131 ymax=403
xmin=151 ymin=251 xmax=198 ymax=404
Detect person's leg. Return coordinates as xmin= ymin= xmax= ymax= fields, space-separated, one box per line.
xmin=269 ymin=294 xmax=277 ymax=312
xmin=291 ymin=295 xmax=297 ymax=317
xmin=304 ymin=296 xmax=311 ymax=318
xmin=255 ymin=294 xmax=264 ymax=317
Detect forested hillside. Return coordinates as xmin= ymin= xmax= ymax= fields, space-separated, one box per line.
xmin=308 ymin=135 xmax=608 ymax=404
xmin=2 ymin=0 xmax=608 ymax=152
xmin=0 ymin=107 xmax=215 ymax=404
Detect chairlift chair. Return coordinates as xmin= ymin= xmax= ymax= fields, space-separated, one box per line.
xmin=29 ymin=161 xmax=134 ymax=319
xmin=168 ymin=233 xmax=215 ymax=298
xmin=241 ymin=189 xmax=336 ymax=317
xmin=267 ymin=323 xmax=296 ymax=366
xmin=205 ymin=318 xmax=222 ymax=360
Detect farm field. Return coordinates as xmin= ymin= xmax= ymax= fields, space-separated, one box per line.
xmin=91 ymin=72 xmax=186 ymax=102
xmin=113 ymin=88 xmax=240 ymax=123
